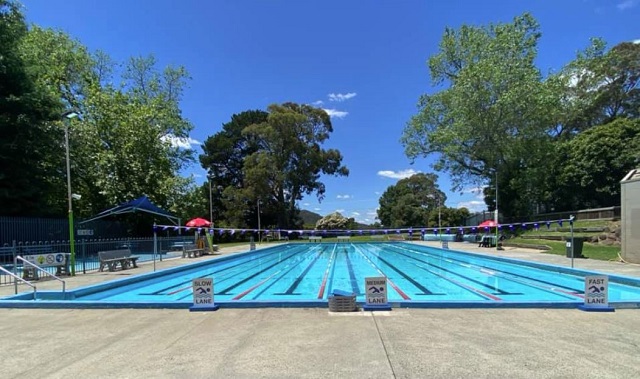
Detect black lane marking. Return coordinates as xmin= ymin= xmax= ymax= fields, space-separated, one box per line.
xmin=406 ymin=245 xmax=584 ymax=295
xmin=143 ymin=244 xmax=309 ymax=295
xmin=364 ymin=248 xmax=442 ymax=296
xmin=275 ymin=247 xmax=326 ymax=295
xmin=145 ymin=249 xmax=312 ymax=296
xmin=216 ymin=247 xmax=322 ymax=296
xmin=249 ymin=251 xmax=319 ymax=299
xmin=344 ymin=247 xmax=361 ymax=295
xmin=381 ymin=244 xmax=519 ymax=295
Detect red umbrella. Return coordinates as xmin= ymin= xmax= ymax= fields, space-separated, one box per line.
xmin=186 ymin=218 xmax=211 ymax=227
xmin=478 ymin=220 xmax=497 ymax=228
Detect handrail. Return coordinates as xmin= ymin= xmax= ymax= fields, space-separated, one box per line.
xmin=15 ymin=256 xmax=66 ymax=294
xmin=0 ymin=265 xmax=37 ymax=299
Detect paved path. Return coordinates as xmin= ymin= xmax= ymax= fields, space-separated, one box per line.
xmin=1 ymin=242 xmax=640 ymax=378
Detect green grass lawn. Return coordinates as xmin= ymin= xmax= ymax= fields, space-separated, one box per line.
xmin=506 ymin=219 xmax=621 ymax=261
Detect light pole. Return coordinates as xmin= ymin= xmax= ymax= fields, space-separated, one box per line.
xmin=257 ymin=199 xmax=261 ymax=243
xmin=63 ymin=110 xmax=79 ymax=275
xmin=437 ymin=196 xmax=441 ymax=241
xmin=495 ymin=170 xmax=502 ymax=250
xmin=208 ymin=175 xmax=213 ymax=223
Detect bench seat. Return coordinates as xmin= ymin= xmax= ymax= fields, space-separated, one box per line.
xmin=98 ymin=249 xmax=139 ymax=272
xmin=182 ymin=244 xmax=205 ymax=258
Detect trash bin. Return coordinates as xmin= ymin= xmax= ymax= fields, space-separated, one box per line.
xmin=566 ymin=237 xmax=585 ymax=258
xmin=249 ymin=236 xmax=256 ymax=251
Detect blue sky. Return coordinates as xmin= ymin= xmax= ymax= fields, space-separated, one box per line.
xmin=23 ymin=0 xmax=639 ymax=224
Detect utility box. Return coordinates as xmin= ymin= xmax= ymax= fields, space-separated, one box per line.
xmin=621 ymin=169 xmax=640 ymax=264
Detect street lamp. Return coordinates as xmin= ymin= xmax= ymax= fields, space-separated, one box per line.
xmin=208 ymin=175 xmax=213 ymax=223
xmin=62 ymin=110 xmax=79 ymax=275
xmin=495 ymin=170 xmax=502 ymax=250
xmin=257 ymin=199 xmax=261 ymax=243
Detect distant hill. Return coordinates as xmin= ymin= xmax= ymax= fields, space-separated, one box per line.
xmin=299 ymin=209 xmax=322 ymax=226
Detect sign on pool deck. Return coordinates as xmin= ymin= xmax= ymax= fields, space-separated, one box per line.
xmin=363 ymin=276 xmax=391 ymax=311
xmin=578 ymin=275 xmax=614 ymax=312
xmin=25 ymin=253 xmax=67 ymax=267
xmin=189 ymin=277 xmax=219 ymax=312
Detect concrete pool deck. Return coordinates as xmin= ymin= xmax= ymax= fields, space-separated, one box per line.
xmin=2 ymin=242 xmax=640 ymax=378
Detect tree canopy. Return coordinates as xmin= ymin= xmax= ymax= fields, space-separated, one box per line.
xmin=403 ymin=12 xmax=640 ymax=218
xmin=200 ymin=103 xmax=349 ymax=229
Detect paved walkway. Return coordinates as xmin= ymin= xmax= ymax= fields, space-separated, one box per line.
xmin=1 ymin=242 xmax=640 ymax=378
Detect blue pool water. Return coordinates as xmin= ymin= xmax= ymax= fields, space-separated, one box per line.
xmin=3 ymin=242 xmax=640 ymax=309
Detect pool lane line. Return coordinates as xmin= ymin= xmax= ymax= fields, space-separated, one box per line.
xmin=179 ymin=245 xmax=324 ymax=301
xmin=378 ymin=244 xmax=517 ymax=296
xmin=363 ymin=245 xmax=442 ymax=296
xmin=151 ymin=244 xmax=306 ymax=295
xmin=317 ymin=245 xmax=338 ymax=299
xmin=406 ymin=245 xmax=585 ymax=297
xmin=233 ymin=247 xmax=325 ymax=300
xmin=246 ymin=247 xmax=328 ymax=300
xmin=373 ymin=245 xmax=502 ymax=301
xmin=275 ymin=246 xmax=328 ymax=295
xmin=217 ymin=245 xmax=324 ymax=296
xmin=392 ymin=244 xmax=584 ymax=300
xmin=162 ymin=245 xmax=312 ymax=297
xmin=344 ymin=246 xmax=361 ymax=295
xmin=352 ymin=244 xmax=411 ymax=300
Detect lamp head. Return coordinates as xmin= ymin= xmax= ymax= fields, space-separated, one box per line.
xmin=62 ymin=111 xmax=79 ymax=119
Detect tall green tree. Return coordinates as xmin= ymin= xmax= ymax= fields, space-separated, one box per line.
xmin=556 ymin=118 xmax=640 ymax=209
xmin=377 ymin=173 xmax=445 ymax=228
xmin=401 ymin=13 xmax=563 ymax=218
xmin=242 ymin=103 xmax=349 ymax=228
xmin=200 ymin=104 xmax=349 ymax=229
xmin=0 ymin=0 xmax=61 ymax=216
xmin=200 ymin=110 xmax=268 ymax=226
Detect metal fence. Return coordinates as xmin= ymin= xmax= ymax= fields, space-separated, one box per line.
xmin=464 ymin=206 xmax=621 ymax=226
xmin=0 ymin=236 xmax=197 ymax=287
xmin=0 ymin=216 xmax=127 ymax=246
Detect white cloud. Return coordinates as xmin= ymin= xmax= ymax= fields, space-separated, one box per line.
xmin=617 ymin=0 xmax=637 ymax=10
xmin=328 ymin=92 xmax=357 ymax=102
xmin=633 ymin=39 xmax=640 ymax=44
xmin=314 ymin=208 xmax=321 ymax=211
xmin=337 ymin=194 xmax=352 ymax=199
xmin=457 ymin=200 xmax=486 ymax=213
xmin=161 ymin=134 xmax=200 ymax=149
xmin=367 ymin=211 xmax=378 ymax=217
xmin=311 ymin=100 xmax=324 ymax=106
xmin=374 ymin=191 xmax=380 ymax=195
xmin=303 ymin=202 xmax=310 ymax=206
xmin=323 ymin=109 xmax=349 ymax=119
xmin=351 ymin=212 xmax=361 ymax=216
xmin=377 ymin=169 xmax=420 ymax=179
xmin=335 ymin=209 xmax=345 ymax=213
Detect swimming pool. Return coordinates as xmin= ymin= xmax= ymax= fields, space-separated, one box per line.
xmin=3 ymin=242 xmax=640 ymax=309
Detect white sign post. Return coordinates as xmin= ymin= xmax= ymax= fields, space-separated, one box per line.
xmin=363 ymin=276 xmax=391 ymax=311
xmin=189 ymin=277 xmax=219 ymax=312
xmin=578 ymin=275 xmax=614 ymax=312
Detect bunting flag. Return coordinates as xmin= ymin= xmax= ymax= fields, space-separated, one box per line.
xmin=153 ymin=216 xmax=573 ymax=238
